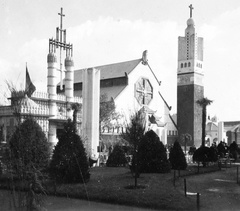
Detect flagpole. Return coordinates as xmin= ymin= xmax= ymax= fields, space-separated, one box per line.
xmin=25 ymin=62 xmax=27 ymax=91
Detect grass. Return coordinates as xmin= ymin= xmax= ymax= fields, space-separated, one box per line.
xmin=0 ymin=163 xmax=231 ymax=210
xmin=50 ymin=166 xmax=197 ymax=210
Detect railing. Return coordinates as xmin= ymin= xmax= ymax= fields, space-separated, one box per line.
xmin=20 ymin=105 xmax=49 ymax=115
xmin=0 ymin=106 xmax=13 ymax=116
xmin=74 ymin=96 xmax=82 ymax=103
xmin=101 ymin=126 xmax=126 ymax=134
xmin=31 ymin=91 xmax=49 ymax=99
xmin=57 ymin=94 xmax=66 ymax=101
xmin=32 ymin=91 xmax=82 ymax=103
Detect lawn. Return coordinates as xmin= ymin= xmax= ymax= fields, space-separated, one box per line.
xmin=50 ymin=166 xmax=196 ymax=210
xmin=1 ymin=163 xmax=239 ymax=210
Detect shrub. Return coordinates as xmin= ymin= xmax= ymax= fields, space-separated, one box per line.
xmin=188 ymin=146 xmax=196 ymax=155
xmin=169 ymin=140 xmax=187 ymax=170
xmin=217 ymin=141 xmax=227 ymax=158
xmin=9 ymin=117 xmax=50 ymax=172
xmin=193 ymin=146 xmax=218 ymax=166
xmin=8 ymin=117 xmax=50 ymax=210
xmin=106 ymin=145 xmax=128 ymax=167
xmin=138 ymin=130 xmax=171 ymax=173
xmin=229 ymin=141 xmax=239 ymax=161
xmin=209 ymin=146 xmax=218 ymax=162
xmin=49 ymin=119 xmax=90 ymax=183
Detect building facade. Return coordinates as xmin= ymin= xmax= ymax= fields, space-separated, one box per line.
xmin=0 ymin=8 xmax=175 ymax=161
xmin=177 ymin=8 xmax=204 ymax=148
xmin=58 ymin=51 xmax=173 ymax=145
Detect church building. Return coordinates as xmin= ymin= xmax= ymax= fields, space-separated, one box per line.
xmin=0 ymin=7 xmax=175 ymax=159
xmin=58 ymin=50 xmax=174 ymax=146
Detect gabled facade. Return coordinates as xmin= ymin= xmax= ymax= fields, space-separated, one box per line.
xmin=58 ymin=52 xmax=172 ymax=145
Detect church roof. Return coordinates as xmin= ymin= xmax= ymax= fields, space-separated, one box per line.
xmin=230 ymin=124 xmax=240 ymax=132
xmin=100 ymin=85 xmax=126 ymax=100
xmin=73 ymin=59 xmax=142 ymax=83
xmin=206 ymin=122 xmax=218 ymax=131
xmin=224 ymin=121 xmax=240 ymax=132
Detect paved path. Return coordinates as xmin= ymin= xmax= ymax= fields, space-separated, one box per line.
xmin=0 ymin=190 xmax=153 ymax=211
xmin=177 ymin=164 xmax=240 ymax=211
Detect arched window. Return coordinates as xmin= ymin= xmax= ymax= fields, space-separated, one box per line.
xmin=181 ymin=63 xmax=183 ymax=68
xmin=184 ymin=63 xmax=187 ymax=67
xmin=188 ymin=62 xmax=191 ymax=67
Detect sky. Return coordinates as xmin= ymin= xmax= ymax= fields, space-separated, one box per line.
xmin=0 ymin=0 xmax=240 ymax=122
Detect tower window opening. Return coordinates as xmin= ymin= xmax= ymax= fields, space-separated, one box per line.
xmin=181 ymin=63 xmax=183 ymax=68
xmin=188 ymin=62 xmax=191 ymax=67
xmin=184 ymin=63 xmax=187 ymax=67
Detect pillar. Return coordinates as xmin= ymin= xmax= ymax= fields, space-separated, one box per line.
xmin=65 ymin=56 xmax=74 ymax=119
xmin=47 ymin=52 xmax=58 ymax=146
xmin=82 ymin=68 xmax=100 ymax=159
xmin=64 ymin=56 xmax=74 ymax=102
xmin=218 ymin=121 xmax=224 ymax=144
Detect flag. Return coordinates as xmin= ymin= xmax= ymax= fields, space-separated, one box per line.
xmin=25 ymin=66 xmax=36 ymax=97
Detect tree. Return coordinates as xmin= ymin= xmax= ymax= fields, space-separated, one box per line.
xmin=197 ymin=97 xmax=213 ymax=147
xmin=106 ymin=144 xmax=128 ymax=167
xmin=138 ymin=130 xmax=171 ymax=173
xmin=180 ymin=133 xmax=192 ymax=155
xmin=9 ymin=117 xmax=50 ymax=170
xmin=99 ymin=94 xmax=122 ymax=155
xmin=71 ymin=102 xmax=81 ymax=125
xmin=100 ymin=93 xmax=116 ymax=126
xmin=169 ymin=140 xmax=187 ymax=171
xmin=9 ymin=117 xmax=50 ymax=210
xmin=49 ymin=119 xmax=90 ymax=183
xmin=121 ymin=111 xmax=146 ymax=187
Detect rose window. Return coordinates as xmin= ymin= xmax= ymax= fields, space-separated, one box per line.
xmin=135 ymin=78 xmax=153 ymax=105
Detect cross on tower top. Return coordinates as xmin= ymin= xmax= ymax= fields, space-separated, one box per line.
xmin=58 ymin=8 xmax=65 ymax=30
xmin=48 ymin=7 xmax=72 ymax=57
xmin=189 ymin=4 xmax=194 ymax=18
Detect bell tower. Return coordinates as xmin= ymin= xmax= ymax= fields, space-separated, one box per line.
xmin=177 ymin=5 xmax=204 ymax=148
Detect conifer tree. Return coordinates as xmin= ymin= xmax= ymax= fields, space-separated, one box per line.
xmin=106 ymin=144 xmax=127 ymax=167
xmin=9 ymin=117 xmax=50 ymax=173
xmin=138 ymin=130 xmax=171 ymax=173
xmin=49 ymin=119 xmax=90 ymax=183
xmin=121 ymin=111 xmax=146 ymax=187
xmin=9 ymin=117 xmax=50 ymax=210
xmin=169 ymin=140 xmax=187 ymax=170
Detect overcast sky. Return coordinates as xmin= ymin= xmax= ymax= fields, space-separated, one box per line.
xmin=0 ymin=0 xmax=240 ymax=121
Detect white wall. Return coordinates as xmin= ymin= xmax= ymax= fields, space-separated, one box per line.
xmin=114 ymin=63 xmax=167 ymax=143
